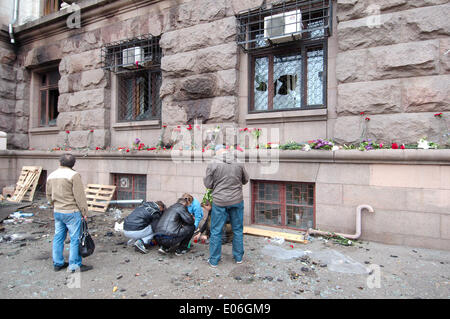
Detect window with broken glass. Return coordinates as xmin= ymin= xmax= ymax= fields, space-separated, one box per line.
xmin=38 ymin=68 xmax=60 ymax=127
xmin=237 ymin=1 xmax=331 ymax=112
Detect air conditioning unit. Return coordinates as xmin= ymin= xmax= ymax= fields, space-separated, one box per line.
xmin=122 ymin=47 xmax=144 ymax=69
xmin=264 ymin=9 xmax=302 ymax=44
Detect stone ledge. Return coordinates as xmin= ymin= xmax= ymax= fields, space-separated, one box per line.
xmin=29 ymin=127 xmax=59 ymax=135
xmin=246 ymin=108 xmax=327 ymax=124
xmin=112 ymin=120 xmax=161 ymax=131
xmin=1 ymin=149 xmax=449 ymax=165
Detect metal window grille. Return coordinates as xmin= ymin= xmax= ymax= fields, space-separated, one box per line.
xmin=102 ymin=34 xmax=162 ymax=121
xmin=252 ymin=180 xmax=315 ymax=231
xmin=118 ymin=69 xmax=161 ymax=121
xmin=101 ymin=34 xmax=162 ymax=73
xmin=236 ymin=0 xmax=332 ymax=52
xmin=112 ymin=174 xmax=147 ymax=203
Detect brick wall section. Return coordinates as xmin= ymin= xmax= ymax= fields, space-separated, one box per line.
xmin=334 ymin=0 xmax=450 ymax=144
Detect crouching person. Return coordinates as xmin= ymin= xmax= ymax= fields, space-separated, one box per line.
xmin=153 ymin=198 xmax=195 ymax=256
xmin=123 ymin=201 xmax=166 ymax=254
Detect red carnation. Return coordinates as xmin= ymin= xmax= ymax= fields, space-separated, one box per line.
xmin=434 ymin=113 xmax=443 ymax=118
xmin=400 ymin=144 xmax=405 ymax=149
xmin=365 ymin=117 xmax=370 ymax=121
xmin=360 ymin=112 xmax=365 ymax=115
xmin=126 ymin=149 xmax=130 ymax=153
xmin=96 ymin=147 xmax=100 ymax=150
xmin=391 ymin=143 xmax=399 ymax=149
xmin=90 ymin=130 xmax=94 ymax=133
xmin=65 ymin=130 xmax=70 ymax=134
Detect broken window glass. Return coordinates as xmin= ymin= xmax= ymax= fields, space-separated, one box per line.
xmin=273 ymin=53 xmax=302 ymax=109
xmin=254 ymin=57 xmax=269 ymax=111
xmin=307 ymin=47 xmax=324 ymax=106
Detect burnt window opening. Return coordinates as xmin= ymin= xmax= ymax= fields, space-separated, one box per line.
xmin=44 ymin=0 xmax=64 ymax=16
xmin=39 ymin=68 xmax=60 ymax=127
xmin=252 ymin=180 xmax=315 ymax=230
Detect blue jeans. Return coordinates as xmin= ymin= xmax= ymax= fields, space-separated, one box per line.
xmin=53 ymin=212 xmax=82 ymax=271
xmin=209 ymin=201 xmax=244 ymax=266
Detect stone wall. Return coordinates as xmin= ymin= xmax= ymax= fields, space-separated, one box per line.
xmin=159 ymin=0 xmax=239 ymax=125
xmin=1 ymin=149 xmax=449 ymax=251
xmin=0 ymin=42 xmax=30 ymax=150
xmin=334 ymin=0 xmax=450 ymax=144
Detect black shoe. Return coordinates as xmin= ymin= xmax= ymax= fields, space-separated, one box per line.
xmin=71 ymin=264 xmax=93 ymax=273
xmin=54 ymin=262 xmax=69 ymax=272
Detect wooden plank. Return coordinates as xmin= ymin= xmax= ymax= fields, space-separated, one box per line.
xmin=243 ymin=226 xmax=308 ymax=244
xmin=7 ymin=166 xmax=42 ymax=202
xmin=85 ymin=184 xmax=116 ymax=213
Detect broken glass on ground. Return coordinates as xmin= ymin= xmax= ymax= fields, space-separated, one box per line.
xmin=261 ymin=245 xmax=369 ymax=274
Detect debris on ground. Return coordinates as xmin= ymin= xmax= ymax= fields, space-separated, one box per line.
xmin=0 ymin=195 xmax=449 ymax=299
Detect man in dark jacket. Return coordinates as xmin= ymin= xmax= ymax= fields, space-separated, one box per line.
xmin=123 ymin=201 xmax=166 ymax=254
xmin=204 ymin=145 xmax=249 ymax=267
xmin=153 ymin=198 xmax=195 ymax=256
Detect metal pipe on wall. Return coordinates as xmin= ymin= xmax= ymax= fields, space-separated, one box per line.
xmin=9 ymin=0 xmax=19 ymax=44
xmin=307 ymin=204 xmax=374 ymax=240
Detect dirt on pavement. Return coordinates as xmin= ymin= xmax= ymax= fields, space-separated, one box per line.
xmin=0 ymin=199 xmax=449 ymax=299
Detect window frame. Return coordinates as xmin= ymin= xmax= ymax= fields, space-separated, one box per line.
xmin=38 ymin=68 xmax=60 ymax=127
xmin=116 ymin=68 xmax=162 ymax=123
xmin=43 ymin=0 xmax=63 ymax=16
xmin=251 ymin=180 xmax=316 ymax=231
xmin=248 ymin=38 xmax=327 ymax=114
xmin=112 ymin=173 xmax=147 ymax=203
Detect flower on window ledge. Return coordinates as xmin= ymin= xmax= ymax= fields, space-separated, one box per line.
xmin=434 ymin=113 xmax=443 ymax=118
xmin=90 ymin=130 xmax=94 ymax=133
xmin=391 ymin=143 xmax=399 ymax=149
xmin=400 ymin=144 xmax=405 ymax=149
xmin=360 ymin=112 xmax=365 ymax=115
xmin=365 ymin=117 xmax=370 ymax=121
xmin=65 ymin=130 xmax=70 ymax=134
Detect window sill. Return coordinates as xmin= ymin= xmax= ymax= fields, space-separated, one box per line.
xmin=112 ymin=120 xmax=160 ymax=131
xmin=245 ymin=108 xmax=327 ymax=124
xmin=29 ymin=127 xmax=59 ymax=135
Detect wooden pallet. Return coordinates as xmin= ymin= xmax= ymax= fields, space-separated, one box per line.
xmin=7 ymin=166 xmax=42 ymax=202
xmin=243 ymin=226 xmax=308 ymax=244
xmin=85 ymin=184 xmax=116 ymax=213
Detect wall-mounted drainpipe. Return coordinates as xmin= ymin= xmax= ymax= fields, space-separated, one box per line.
xmin=307 ymin=204 xmax=374 ymax=240
xmin=9 ymin=0 xmax=19 ymax=44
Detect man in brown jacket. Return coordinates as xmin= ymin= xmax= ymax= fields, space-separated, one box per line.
xmin=204 ymin=145 xmax=249 ymax=267
xmin=46 ymin=153 xmax=92 ymax=272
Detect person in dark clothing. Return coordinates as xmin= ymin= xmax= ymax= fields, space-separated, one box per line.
xmin=153 ymin=198 xmax=195 ymax=256
xmin=193 ymin=202 xmax=233 ymax=245
xmin=123 ymin=201 xmax=166 ymax=254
